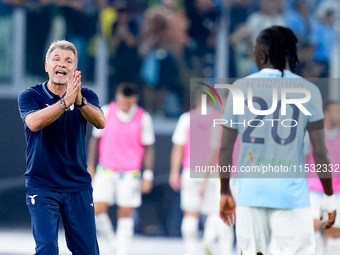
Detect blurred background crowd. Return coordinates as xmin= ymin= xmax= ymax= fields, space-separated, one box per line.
xmin=1 ymin=0 xmax=340 ymax=239
xmin=1 ymin=0 xmax=340 ymax=116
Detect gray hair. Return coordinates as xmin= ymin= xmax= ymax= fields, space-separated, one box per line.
xmin=45 ymin=40 xmax=78 ymax=66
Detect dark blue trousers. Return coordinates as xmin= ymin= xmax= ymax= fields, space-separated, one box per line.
xmin=26 ymin=185 xmax=99 ymax=255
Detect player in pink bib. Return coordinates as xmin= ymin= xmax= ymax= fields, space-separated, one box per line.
xmin=99 ymin=102 xmax=145 ymax=171
xmin=169 ymin=89 xmax=237 ymax=255
xmin=87 ymin=83 xmax=155 ymax=255
xmin=306 ymin=100 xmax=340 ymax=255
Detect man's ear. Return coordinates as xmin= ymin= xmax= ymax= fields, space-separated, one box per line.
xmin=45 ymin=62 xmax=48 ymax=73
xmin=258 ymin=50 xmax=268 ymax=65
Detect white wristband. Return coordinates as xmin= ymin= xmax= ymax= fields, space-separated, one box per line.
xmin=320 ymin=194 xmax=337 ymax=216
xmin=143 ymin=169 xmax=154 ymax=181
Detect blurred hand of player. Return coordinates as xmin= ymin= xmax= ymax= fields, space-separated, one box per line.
xmin=320 ymin=194 xmax=337 ymax=229
xmin=65 ymin=71 xmax=81 ymax=107
xmin=141 ymin=179 xmax=153 ymax=194
xmin=169 ymin=172 xmax=181 ymax=192
xmin=220 ymin=194 xmax=236 ymax=226
xmin=323 ymin=211 xmax=337 ymax=229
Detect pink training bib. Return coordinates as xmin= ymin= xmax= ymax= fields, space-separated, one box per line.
xmin=183 ymin=109 xmax=222 ymax=169
xmin=99 ymin=103 xmax=145 ymax=171
xmin=307 ymin=130 xmax=340 ymax=192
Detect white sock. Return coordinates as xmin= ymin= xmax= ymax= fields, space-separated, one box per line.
xmin=116 ymin=217 xmax=134 ymax=255
xmin=95 ymin=213 xmax=115 ymax=252
xmin=218 ymin=218 xmax=234 ymax=255
xmin=324 ymin=237 xmax=340 ymax=255
xmin=203 ymin=214 xmax=219 ymax=246
xmin=181 ymin=215 xmax=199 ymax=254
xmin=314 ymin=231 xmax=324 ymax=255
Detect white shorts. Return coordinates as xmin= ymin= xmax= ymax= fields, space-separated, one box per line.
xmin=180 ymin=169 xmax=220 ymax=214
xmin=92 ymin=165 xmax=142 ymax=208
xmin=236 ymin=206 xmax=315 ymax=255
xmin=310 ymin=191 xmax=340 ymax=228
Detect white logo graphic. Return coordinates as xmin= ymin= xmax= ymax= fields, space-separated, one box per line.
xmin=29 ymin=195 xmax=38 ymax=205
xmin=90 ymin=203 xmax=94 ymax=207
xmin=214 ymin=84 xmax=311 ymax=116
xmin=45 ymin=104 xmax=50 ymax=107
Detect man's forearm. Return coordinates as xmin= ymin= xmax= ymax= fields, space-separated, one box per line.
xmin=80 ymin=103 xmax=106 ymax=129
xmin=170 ymin=144 xmax=184 ymax=175
xmin=219 ymin=145 xmax=233 ymax=195
xmin=143 ymin=145 xmax=155 ymax=170
xmin=25 ymin=101 xmax=65 ymax=132
xmin=314 ymin=149 xmax=333 ymax=195
xmin=309 ymin=129 xmax=333 ymax=195
xmin=87 ymin=136 xmax=100 ymax=173
xmin=219 ymin=127 xmax=238 ymax=195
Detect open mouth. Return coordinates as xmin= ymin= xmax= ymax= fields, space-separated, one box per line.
xmin=55 ymin=70 xmax=67 ymax=76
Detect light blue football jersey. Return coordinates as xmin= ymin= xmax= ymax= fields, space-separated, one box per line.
xmin=223 ymin=68 xmax=324 ymax=209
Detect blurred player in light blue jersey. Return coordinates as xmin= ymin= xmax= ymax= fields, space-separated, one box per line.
xmin=219 ymin=26 xmax=337 ymax=255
